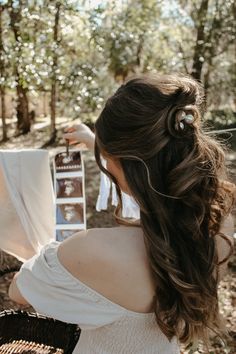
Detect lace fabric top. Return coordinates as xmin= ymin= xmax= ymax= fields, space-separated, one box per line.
xmin=16 ymin=241 xmax=180 ymax=354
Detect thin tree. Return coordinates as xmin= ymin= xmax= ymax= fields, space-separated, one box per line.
xmin=203 ymin=0 xmax=236 ymax=95
xmin=8 ymin=0 xmax=30 ymax=134
xmin=50 ymin=1 xmax=61 ymax=143
xmin=0 ymin=4 xmax=7 ymax=141
xmin=191 ymin=0 xmax=209 ymax=81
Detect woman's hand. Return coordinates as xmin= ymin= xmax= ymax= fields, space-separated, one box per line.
xmin=63 ymin=123 xmax=95 ymax=151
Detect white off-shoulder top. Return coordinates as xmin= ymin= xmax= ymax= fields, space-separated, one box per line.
xmin=16 ymin=241 xmax=180 ymax=354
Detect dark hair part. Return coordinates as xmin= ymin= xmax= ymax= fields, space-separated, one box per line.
xmin=94 ymin=73 xmax=235 ymax=349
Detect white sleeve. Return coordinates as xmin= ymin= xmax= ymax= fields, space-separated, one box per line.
xmin=96 ymin=156 xmax=111 ymax=212
xmin=16 ymin=241 xmax=125 ymax=330
xmin=0 ymin=150 xmax=55 ymax=262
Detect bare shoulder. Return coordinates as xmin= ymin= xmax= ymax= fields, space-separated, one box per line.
xmin=57 ymin=228 xmax=109 ymax=288
xmin=57 ymin=226 xmax=144 ymax=269
xmin=57 ymin=228 xmax=112 ymax=274
xmin=57 ymin=226 xmax=145 ymax=265
xmin=57 ymin=226 xmax=155 ymax=313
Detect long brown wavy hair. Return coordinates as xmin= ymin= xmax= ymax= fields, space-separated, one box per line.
xmin=94 ymin=73 xmax=235 ymax=350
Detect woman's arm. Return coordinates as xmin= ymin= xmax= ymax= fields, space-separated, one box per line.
xmin=8 ymin=272 xmax=29 ymax=305
xmin=216 ymin=214 xmax=234 ymax=281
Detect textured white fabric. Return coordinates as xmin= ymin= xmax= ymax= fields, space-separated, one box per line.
xmin=96 ymin=158 xmax=140 ymax=220
xmin=0 ymin=149 xmax=55 ymax=261
xmin=16 ymin=241 xmax=180 ymax=354
xmin=96 ymin=169 xmax=111 ymax=212
xmin=120 ymin=192 xmax=140 ymax=219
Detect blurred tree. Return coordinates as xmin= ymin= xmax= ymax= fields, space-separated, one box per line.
xmin=202 ymin=0 xmax=236 ymax=105
xmin=0 ymin=3 xmax=7 ymax=141
xmin=178 ymin=0 xmax=236 ymax=106
xmin=90 ymin=0 xmax=161 ymax=82
xmin=7 ymin=0 xmax=30 ymax=134
xmin=191 ymin=0 xmax=209 ymax=81
xmin=49 ymin=1 xmax=61 ymax=143
xmin=0 ymin=0 xmax=235 ymax=140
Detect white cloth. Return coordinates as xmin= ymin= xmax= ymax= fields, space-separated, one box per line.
xmin=96 ymin=158 xmax=140 ymax=220
xmin=0 ymin=149 xmax=55 ymax=261
xmin=16 ymin=241 xmax=180 ymax=354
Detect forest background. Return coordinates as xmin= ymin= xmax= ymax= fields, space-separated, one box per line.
xmin=0 ymin=0 xmax=235 ymax=144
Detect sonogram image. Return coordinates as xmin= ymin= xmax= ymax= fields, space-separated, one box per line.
xmin=55 ymin=151 xmax=82 ymax=172
xmin=56 ymin=177 xmax=83 ymax=198
xmin=56 ymin=203 xmax=84 ymax=224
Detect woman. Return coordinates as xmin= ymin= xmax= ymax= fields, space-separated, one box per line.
xmin=9 ymin=73 xmax=235 ymax=353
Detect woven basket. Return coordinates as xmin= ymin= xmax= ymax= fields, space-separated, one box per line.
xmin=0 ymin=309 xmax=81 ymax=354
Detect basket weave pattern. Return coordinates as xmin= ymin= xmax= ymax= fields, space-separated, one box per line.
xmin=0 ymin=310 xmax=81 ymax=354
xmin=0 ymin=340 xmax=63 ymax=353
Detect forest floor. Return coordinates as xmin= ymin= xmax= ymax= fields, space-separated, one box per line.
xmin=0 ymin=120 xmax=235 ymax=354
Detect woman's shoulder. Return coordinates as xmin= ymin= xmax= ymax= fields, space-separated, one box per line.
xmin=57 ymin=226 xmax=145 ymax=275
xmin=57 ymin=226 xmax=156 ymax=313
xmin=58 ymin=226 xmax=143 ymax=257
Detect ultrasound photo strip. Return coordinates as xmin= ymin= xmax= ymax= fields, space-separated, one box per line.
xmin=52 ymin=149 xmax=86 ymax=240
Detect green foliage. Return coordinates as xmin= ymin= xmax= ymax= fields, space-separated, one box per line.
xmin=89 ymin=0 xmax=161 ymax=80
xmin=0 ymin=0 xmax=235 ymax=125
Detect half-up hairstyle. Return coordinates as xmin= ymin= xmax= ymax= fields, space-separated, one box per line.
xmin=94 ymin=73 xmax=235 ymax=350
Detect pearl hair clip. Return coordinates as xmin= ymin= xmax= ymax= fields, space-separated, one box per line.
xmin=175 ymin=110 xmax=194 ymax=131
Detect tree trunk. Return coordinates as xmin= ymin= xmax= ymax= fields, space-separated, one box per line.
xmin=0 ymin=5 xmax=7 ymax=141
xmin=43 ymin=91 xmax=47 ymax=117
xmin=0 ymin=87 xmax=7 ymax=141
xmin=50 ymin=81 xmax=57 ymax=140
xmin=16 ymin=82 xmax=30 ymax=134
xmin=8 ymin=0 xmax=30 ymax=135
xmin=191 ymin=0 xmax=209 ymax=81
xmin=50 ymin=2 xmax=61 ymax=143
